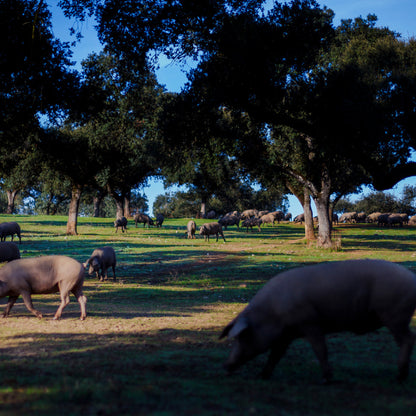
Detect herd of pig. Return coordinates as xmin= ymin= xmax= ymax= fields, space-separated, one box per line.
xmin=0 ymin=219 xmax=416 ymax=384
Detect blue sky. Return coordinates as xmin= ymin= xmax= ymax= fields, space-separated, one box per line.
xmin=47 ymin=1 xmax=416 ymax=216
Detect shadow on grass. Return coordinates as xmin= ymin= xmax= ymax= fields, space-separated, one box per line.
xmin=0 ymin=282 xmax=257 ymax=322
xmin=0 ymin=326 xmax=415 ymax=415
xmin=341 ymin=231 xmax=416 ymax=251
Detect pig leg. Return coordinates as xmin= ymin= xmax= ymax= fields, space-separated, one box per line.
xmin=112 ymin=265 xmax=116 ymax=281
xmin=20 ymin=291 xmax=42 ymax=319
xmin=2 ymin=295 xmax=19 ymax=317
xmin=260 ymin=336 xmax=293 ymax=379
xmin=53 ymin=291 xmax=70 ymax=320
xmin=305 ymin=329 xmax=332 ymax=383
xmin=389 ymin=326 xmax=415 ymax=382
xmin=71 ymin=284 xmax=87 ymax=320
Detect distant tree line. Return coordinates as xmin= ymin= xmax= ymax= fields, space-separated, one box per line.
xmin=153 ymin=185 xmax=288 ymax=218
xmin=335 ymin=186 xmax=416 ymax=216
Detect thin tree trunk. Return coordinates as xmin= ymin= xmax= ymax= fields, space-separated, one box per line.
xmin=312 ymin=171 xmax=333 ymax=248
xmin=287 ymin=183 xmax=315 ymax=241
xmin=93 ymin=196 xmax=101 ymax=217
xmin=46 ymin=194 xmax=52 ymax=216
xmin=107 ymin=185 xmax=125 ymax=219
xmin=6 ymin=190 xmax=17 ymax=214
xmin=200 ymin=199 xmax=207 ymax=218
xmin=115 ymin=199 xmax=124 ymax=219
xmin=123 ymin=193 xmax=130 ymax=218
xmin=66 ymin=184 xmax=82 ymax=235
xmin=314 ymin=195 xmax=332 ymax=248
xmin=302 ymin=189 xmax=316 ymax=241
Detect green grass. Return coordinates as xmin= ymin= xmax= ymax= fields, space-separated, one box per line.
xmin=0 ymin=215 xmax=416 ymax=415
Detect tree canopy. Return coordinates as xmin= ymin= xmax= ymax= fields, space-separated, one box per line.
xmin=0 ymin=0 xmax=79 ymax=213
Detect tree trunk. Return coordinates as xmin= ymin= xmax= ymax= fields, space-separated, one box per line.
xmin=6 ymin=190 xmax=17 ymax=214
xmin=287 ymin=183 xmax=315 ymax=241
xmin=66 ymin=184 xmax=82 ymax=235
xmin=123 ymin=193 xmax=130 ymax=218
xmin=93 ymin=190 xmax=106 ymax=217
xmin=200 ymin=199 xmax=207 ymax=218
xmin=115 ymin=198 xmax=124 ymax=219
xmin=107 ymin=185 xmax=125 ymax=219
xmin=314 ymin=195 xmax=332 ymax=248
xmin=46 ymin=194 xmax=53 ymax=216
xmin=93 ymin=196 xmax=102 ymax=217
xmin=310 ymin=167 xmax=334 ymax=248
xmin=302 ymin=189 xmax=316 ymax=241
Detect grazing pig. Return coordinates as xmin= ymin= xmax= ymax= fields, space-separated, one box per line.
xmin=260 ymin=213 xmax=275 ymax=226
xmin=205 ymin=210 xmax=216 ymax=219
xmin=293 ymin=213 xmax=304 ymax=223
xmin=134 ymin=212 xmax=154 ymax=228
xmin=0 ymin=255 xmax=87 ymax=320
xmin=220 ymin=259 xmax=416 ymax=383
xmin=155 ymin=213 xmax=164 ymax=228
xmin=199 ymin=222 xmax=226 ymax=242
xmin=187 ymin=220 xmax=196 ymax=239
xmin=270 ymin=210 xmax=284 ymax=224
xmin=0 ymin=222 xmax=21 ymax=243
xmin=241 ymin=209 xmax=258 ymax=220
xmin=114 ymin=216 xmax=128 ymax=232
xmin=0 ymin=242 xmax=20 ymax=262
xmin=241 ymin=217 xmax=262 ymax=232
xmin=83 ymin=246 xmax=116 ymax=281
xmin=218 ymin=214 xmax=240 ymax=230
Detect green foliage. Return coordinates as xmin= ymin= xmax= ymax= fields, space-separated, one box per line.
xmin=354 ymin=192 xmax=402 ymax=214
xmin=153 ymin=185 xmax=288 ymax=218
xmin=0 ymin=0 xmax=78 ymax=207
xmin=73 ymin=52 xmax=164 ymax=208
xmin=335 ymin=187 xmax=416 ymax=215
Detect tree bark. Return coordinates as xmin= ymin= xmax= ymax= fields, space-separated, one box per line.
xmin=302 ymin=189 xmax=316 ymax=241
xmin=66 ymin=184 xmax=82 ymax=235
xmin=123 ymin=193 xmax=131 ymax=218
xmin=107 ymin=185 xmax=125 ymax=219
xmin=93 ymin=196 xmax=102 ymax=217
xmin=312 ymin=172 xmax=333 ymax=248
xmin=200 ymin=199 xmax=207 ymax=218
xmin=287 ymin=183 xmax=315 ymax=241
xmin=115 ymin=198 xmax=124 ymax=219
xmin=6 ymin=189 xmax=17 ymax=214
xmin=314 ymin=195 xmax=332 ymax=248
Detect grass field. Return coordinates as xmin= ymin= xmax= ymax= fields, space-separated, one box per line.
xmin=1 ymin=214 xmax=416 ymax=415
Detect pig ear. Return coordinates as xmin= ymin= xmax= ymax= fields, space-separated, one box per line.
xmin=219 ymin=317 xmax=249 ymax=340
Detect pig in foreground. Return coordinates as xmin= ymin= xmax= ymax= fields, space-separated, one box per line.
xmin=220 ymin=259 xmax=416 ymax=383
xmin=83 ymin=246 xmax=116 ymax=281
xmin=0 ymin=255 xmax=87 ymax=320
xmin=0 ymin=241 xmax=20 ymax=262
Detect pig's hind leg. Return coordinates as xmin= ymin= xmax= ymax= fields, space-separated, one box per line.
xmin=388 ymin=324 xmax=415 ymax=382
xmin=304 ymin=328 xmax=332 ymax=384
xmin=71 ymin=282 xmax=87 ymax=320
